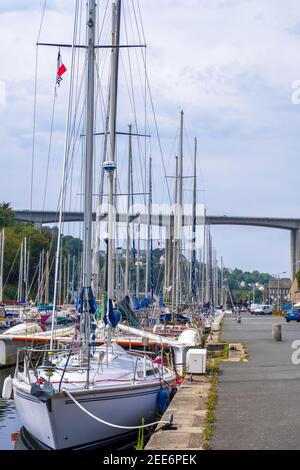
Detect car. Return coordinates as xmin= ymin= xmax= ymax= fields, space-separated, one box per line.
xmin=285 ymin=309 xmax=300 ymax=323
xmin=253 ymin=305 xmax=274 ymax=315
xmin=250 ymin=303 xmax=259 ymax=314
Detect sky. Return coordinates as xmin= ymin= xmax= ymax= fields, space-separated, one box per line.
xmin=1 ymin=0 xmax=300 ymax=277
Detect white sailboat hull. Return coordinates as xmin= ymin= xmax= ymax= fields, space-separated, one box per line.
xmin=14 ymin=381 xmax=172 ymax=449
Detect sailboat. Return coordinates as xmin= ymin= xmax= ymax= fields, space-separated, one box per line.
xmin=9 ymin=0 xmax=176 ymax=450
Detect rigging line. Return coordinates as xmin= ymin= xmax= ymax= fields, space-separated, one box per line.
xmin=95 ymin=48 xmax=110 ymax=130
xmin=42 ymin=86 xmax=57 ymax=213
xmin=25 ymin=0 xmax=48 ymax=304
xmin=30 ymin=0 xmax=47 ymax=216
xmin=126 ymin=3 xmax=151 ymax=204
xmin=131 ymin=0 xmax=151 ymax=190
xmin=131 ymin=0 xmax=143 ymax=51
xmin=131 ymin=2 xmax=172 ymax=205
xmin=96 ymin=0 xmax=110 ymax=45
xmin=146 ymin=72 xmax=171 ymax=205
xmin=123 ymin=7 xmax=146 ymax=202
xmin=71 ymin=0 xmax=84 ymax=173
xmin=3 ymin=244 xmax=21 ymax=293
xmin=183 ymin=123 xmax=207 ymax=208
xmin=58 ymin=48 xmax=86 ymax=212
xmin=50 ymin=0 xmax=80 ymax=350
xmin=49 ymin=54 xmax=86 ymax=227
xmin=27 ymin=260 xmax=40 ymax=300
xmin=65 ymin=53 xmax=87 ymax=164
xmin=136 ymin=0 xmax=146 ymax=45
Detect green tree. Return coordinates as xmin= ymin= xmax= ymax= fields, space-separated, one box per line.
xmin=0 ymin=202 xmax=14 ymax=228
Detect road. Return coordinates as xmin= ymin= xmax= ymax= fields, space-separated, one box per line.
xmin=210 ymin=312 xmax=300 ymax=450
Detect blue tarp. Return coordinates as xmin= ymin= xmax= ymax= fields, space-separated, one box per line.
xmin=141 ymin=297 xmax=150 ymax=308
xmin=133 ymin=295 xmax=141 ymax=310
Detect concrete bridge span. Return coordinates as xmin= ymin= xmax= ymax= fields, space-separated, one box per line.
xmin=14 ymin=211 xmax=300 ymax=279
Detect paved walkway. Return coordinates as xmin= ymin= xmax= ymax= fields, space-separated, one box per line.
xmin=211 ymin=313 xmax=300 ymax=450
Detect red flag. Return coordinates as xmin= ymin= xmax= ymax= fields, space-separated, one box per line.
xmin=56 ymin=51 xmax=67 ymax=87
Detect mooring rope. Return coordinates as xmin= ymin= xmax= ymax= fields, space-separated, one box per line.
xmin=62 ymin=388 xmax=169 ymax=430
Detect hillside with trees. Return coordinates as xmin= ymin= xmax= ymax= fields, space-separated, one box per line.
xmin=0 ymin=203 xmax=82 ymax=302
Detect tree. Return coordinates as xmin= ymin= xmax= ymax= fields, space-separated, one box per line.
xmin=0 ymin=202 xmax=14 ymax=228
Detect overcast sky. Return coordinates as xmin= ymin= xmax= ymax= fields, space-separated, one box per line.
xmin=1 ymin=0 xmax=300 ymax=277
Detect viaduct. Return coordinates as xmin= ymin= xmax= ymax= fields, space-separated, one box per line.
xmin=13 ymin=210 xmax=300 ymax=279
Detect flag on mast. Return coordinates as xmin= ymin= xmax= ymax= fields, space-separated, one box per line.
xmin=56 ymin=50 xmax=67 ymax=87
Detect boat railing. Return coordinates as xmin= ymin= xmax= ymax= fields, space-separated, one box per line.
xmin=15 ymin=344 xmax=163 ymax=386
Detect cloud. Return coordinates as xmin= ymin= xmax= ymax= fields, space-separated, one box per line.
xmin=1 ymin=0 xmax=300 ymax=274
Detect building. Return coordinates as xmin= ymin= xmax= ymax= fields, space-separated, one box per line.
xmin=289 ymin=278 xmax=300 ymax=304
xmin=264 ymin=279 xmax=291 ymax=305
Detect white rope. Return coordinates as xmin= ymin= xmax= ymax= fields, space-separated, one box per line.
xmin=62 ymin=388 xmax=169 ymax=430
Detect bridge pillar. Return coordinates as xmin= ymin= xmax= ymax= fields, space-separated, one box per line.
xmin=291 ymin=229 xmax=300 ymax=279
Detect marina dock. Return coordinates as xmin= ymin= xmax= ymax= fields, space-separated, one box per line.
xmin=146 ymin=375 xmax=211 ymax=450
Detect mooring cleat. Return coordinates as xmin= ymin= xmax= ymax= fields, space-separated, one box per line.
xmin=162 ymin=413 xmax=177 ymax=431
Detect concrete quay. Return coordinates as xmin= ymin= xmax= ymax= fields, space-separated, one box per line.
xmin=211 ymin=312 xmax=300 ymax=450
xmin=145 ymin=375 xmax=211 ymax=450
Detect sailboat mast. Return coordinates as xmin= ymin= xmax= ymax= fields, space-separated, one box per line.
xmin=45 ymin=251 xmax=49 ymax=305
xmin=220 ymin=256 xmax=224 ymax=308
xmin=17 ymin=239 xmax=23 ymax=302
xmin=136 ymin=220 xmax=140 ymax=299
xmin=105 ymin=1 xmax=121 ymax=333
xmin=83 ymin=0 xmax=96 ymax=291
xmin=175 ymin=111 xmax=184 ymax=311
xmin=191 ymin=138 xmax=197 ymax=302
xmin=125 ymin=124 xmax=132 ymax=296
xmin=171 ymin=156 xmax=179 ymax=314
xmin=145 ymin=156 xmax=152 ymax=298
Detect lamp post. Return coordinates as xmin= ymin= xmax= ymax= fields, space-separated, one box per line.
xmin=240 ymin=281 xmax=245 ymax=305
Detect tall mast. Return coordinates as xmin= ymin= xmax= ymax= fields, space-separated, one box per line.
xmin=104 ymin=0 xmax=121 ymax=338
xmin=131 ymin=142 xmax=137 ymax=297
xmin=81 ymin=0 xmax=96 ymax=347
xmin=45 ymin=251 xmax=49 ymax=305
xmin=93 ymin=94 xmax=111 ymax=299
xmin=125 ymin=124 xmax=132 ymax=295
xmin=145 ymin=156 xmax=152 ymax=298
xmin=171 ymin=156 xmax=179 ymax=314
xmin=83 ymin=0 xmax=96 ymax=290
xmin=191 ymin=138 xmax=197 ymax=302
xmin=17 ymin=239 xmax=23 ymax=302
xmin=24 ymin=237 xmax=28 ymax=302
xmin=175 ymin=111 xmax=184 ymax=311
xmin=201 ymin=224 xmax=206 ymax=304
xmin=220 ymin=256 xmax=224 ymax=308
xmin=205 ymin=224 xmax=210 ymax=304
xmin=136 ymin=220 xmax=140 ymax=299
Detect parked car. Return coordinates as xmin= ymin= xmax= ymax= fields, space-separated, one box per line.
xmin=253 ymin=304 xmax=274 ymax=315
xmin=285 ymin=309 xmax=300 ymax=323
xmin=250 ymin=303 xmax=259 ymax=314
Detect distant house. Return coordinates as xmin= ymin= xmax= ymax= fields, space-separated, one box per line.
xmin=265 ymin=279 xmax=291 ymax=304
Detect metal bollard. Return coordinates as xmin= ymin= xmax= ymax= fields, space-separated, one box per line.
xmin=272 ymin=324 xmax=282 ymax=342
